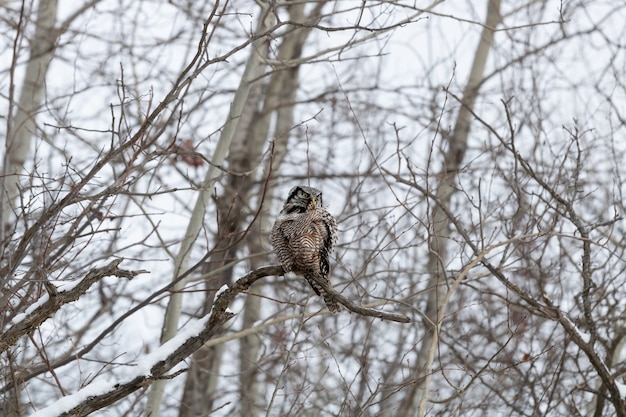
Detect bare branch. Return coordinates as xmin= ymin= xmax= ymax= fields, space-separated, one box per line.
xmin=299 ymin=267 xmax=411 ymax=323
xmin=0 ymin=259 xmax=146 ymax=355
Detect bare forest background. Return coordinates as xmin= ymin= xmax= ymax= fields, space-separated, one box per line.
xmin=2 ymin=0 xmax=626 ymax=416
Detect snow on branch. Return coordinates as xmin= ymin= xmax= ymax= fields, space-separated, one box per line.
xmin=28 ymin=265 xmax=408 ymax=416
xmin=0 ymin=259 xmax=146 ymax=355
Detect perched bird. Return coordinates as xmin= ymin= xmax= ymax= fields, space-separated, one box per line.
xmin=270 ymin=185 xmax=339 ymax=312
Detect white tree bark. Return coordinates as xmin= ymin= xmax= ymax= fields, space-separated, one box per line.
xmin=237 ymin=3 xmax=326 ymax=414
xmin=0 ymin=4 xmax=58 ymax=414
xmin=1 ymin=0 xmax=58 ymax=236
xmin=144 ymin=5 xmax=275 ymax=417
xmin=394 ymin=1 xmax=502 ymax=416
xmin=178 ymin=10 xmax=273 ymax=416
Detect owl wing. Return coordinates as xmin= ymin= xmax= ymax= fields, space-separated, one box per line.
xmin=270 ymin=218 xmax=295 ymax=272
xmin=318 ymin=209 xmax=337 ymax=277
xmin=319 ymin=225 xmax=331 ymax=277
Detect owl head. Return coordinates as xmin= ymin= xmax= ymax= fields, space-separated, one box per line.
xmin=281 ymin=185 xmax=323 ymax=214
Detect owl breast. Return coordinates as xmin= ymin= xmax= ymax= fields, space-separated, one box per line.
xmin=273 ymin=211 xmax=326 ymax=273
xmin=270 ymin=187 xmax=339 ymax=312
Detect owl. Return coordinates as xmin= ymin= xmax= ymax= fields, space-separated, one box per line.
xmin=270 ymin=185 xmax=339 ymax=312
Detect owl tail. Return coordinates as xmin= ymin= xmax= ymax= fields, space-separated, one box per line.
xmin=304 ymin=271 xmax=340 ymax=313
xmin=322 ymin=293 xmax=341 ymax=313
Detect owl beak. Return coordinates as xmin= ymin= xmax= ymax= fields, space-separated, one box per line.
xmin=310 ymin=196 xmax=316 ymax=206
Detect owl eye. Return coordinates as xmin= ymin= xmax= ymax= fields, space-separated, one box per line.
xmin=300 ymin=191 xmax=309 ymax=198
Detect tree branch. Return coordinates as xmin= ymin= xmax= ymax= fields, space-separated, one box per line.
xmin=29 ymin=265 xmax=407 ymax=416
xmin=298 ymin=267 xmax=411 ymax=323
xmin=0 ymin=259 xmax=146 ymax=355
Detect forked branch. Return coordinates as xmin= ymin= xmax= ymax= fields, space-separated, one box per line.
xmin=296 ymin=267 xmax=411 ymax=323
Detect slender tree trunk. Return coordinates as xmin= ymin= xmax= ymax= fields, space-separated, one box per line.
xmin=0 ymin=2 xmax=58 ymax=415
xmin=392 ymin=1 xmax=501 ymax=416
xmin=178 ymin=2 xmax=319 ymax=407
xmin=144 ymin=5 xmax=275 ymax=417
xmin=1 ymin=0 xmax=58 ymax=242
xmin=237 ymin=3 xmax=327 ymax=414
xmin=176 ymin=4 xmax=288 ymax=416
xmin=177 ymin=79 xmax=270 ymax=416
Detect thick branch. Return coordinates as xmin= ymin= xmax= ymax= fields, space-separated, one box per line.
xmin=31 ymin=265 xmax=406 ymax=416
xmin=0 ymin=259 xmax=145 ymax=355
xmin=44 ymin=267 xmax=271 ymax=416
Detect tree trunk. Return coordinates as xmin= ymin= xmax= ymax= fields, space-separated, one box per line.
xmin=392 ymin=1 xmax=502 ymax=416
xmin=144 ymin=5 xmax=275 ymax=417
xmin=0 ymin=2 xmax=58 ymax=415
xmin=1 ymin=0 xmax=58 ymax=241
xmin=237 ymin=3 xmax=326 ymax=414
xmin=176 ymin=5 xmax=289 ymax=417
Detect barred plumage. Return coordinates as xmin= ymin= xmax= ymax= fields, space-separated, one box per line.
xmin=270 ymin=185 xmax=339 ymax=312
